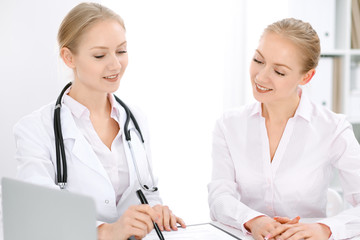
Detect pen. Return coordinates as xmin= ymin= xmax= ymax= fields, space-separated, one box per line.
xmin=136 ymin=189 xmax=165 ymax=240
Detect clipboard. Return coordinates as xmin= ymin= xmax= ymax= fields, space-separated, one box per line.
xmin=143 ymin=223 xmax=242 ymax=240
xmin=209 ymin=223 xmax=242 ymax=239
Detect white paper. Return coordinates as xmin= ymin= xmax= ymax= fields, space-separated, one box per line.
xmin=143 ymin=224 xmax=239 ymax=240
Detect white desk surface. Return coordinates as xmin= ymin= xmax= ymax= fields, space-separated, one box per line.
xmin=211 ymin=220 xmax=360 ymax=240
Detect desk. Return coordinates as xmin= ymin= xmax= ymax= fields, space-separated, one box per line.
xmin=211 ymin=220 xmax=360 ymax=240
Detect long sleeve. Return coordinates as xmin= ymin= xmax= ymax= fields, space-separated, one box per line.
xmin=13 ymin=109 xmax=58 ymax=189
xmin=318 ymin=118 xmax=360 ymax=240
xmin=207 ymin=94 xmax=360 ymax=239
xmin=208 ymin=117 xmax=264 ymax=233
xmin=13 ymin=101 xmax=163 ymax=225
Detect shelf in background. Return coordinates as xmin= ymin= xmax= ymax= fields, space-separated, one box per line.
xmin=350 ymin=49 xmax=360 ymax=55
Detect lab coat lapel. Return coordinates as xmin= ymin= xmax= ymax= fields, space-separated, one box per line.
xmin=60 ymin=106 xmax=109 ymax=180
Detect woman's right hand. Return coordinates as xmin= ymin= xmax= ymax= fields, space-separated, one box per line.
xmin=244 ymin=215 xmax=301 ymax=240
xmin=97 ymin=205 xmax=161 ymax=240
xmin=244 ymin=216 xmax=282 ymax=240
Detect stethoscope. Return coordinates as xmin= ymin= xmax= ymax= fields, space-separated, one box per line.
xmin=54 ymin=82 xmax=158 ymax=192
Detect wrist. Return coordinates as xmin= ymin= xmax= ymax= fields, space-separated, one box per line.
xmin=97 ymin=223 xmax=113 ymax=240
xmin=97 ymin=223 xmax=108 ymax=240
xmin=244 ymin=215 xmax=266 ymax=232
xmin=318 ymin=223 xmax=332 ymax=239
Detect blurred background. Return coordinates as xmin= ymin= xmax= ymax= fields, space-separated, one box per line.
xmin=1 ymin=0 xmax=359 ymax=228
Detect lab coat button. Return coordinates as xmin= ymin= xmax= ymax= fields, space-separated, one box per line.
xmin=105 ymin=200 xmax=109 ymax=204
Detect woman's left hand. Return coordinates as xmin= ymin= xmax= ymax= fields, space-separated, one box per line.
xmin=273 ymin=223 xmax=331 ymax=240
xmin=152 ymin=205 xmax=186 ymax=231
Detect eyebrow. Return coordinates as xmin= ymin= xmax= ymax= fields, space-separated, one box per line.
xmin=255 ymin=49 xmax=292 ymax=71
xmin=89 ymin=41 xmax=127 ymax=50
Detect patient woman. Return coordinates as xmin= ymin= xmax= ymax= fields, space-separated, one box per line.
xmin=208 ymin=18 xmax=360 ymax=240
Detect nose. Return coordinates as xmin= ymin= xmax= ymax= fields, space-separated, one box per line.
xmin=108 ymin=53 xmax=122 ymax=71
xmin=255 ymin=64 xmax=271 ymax=83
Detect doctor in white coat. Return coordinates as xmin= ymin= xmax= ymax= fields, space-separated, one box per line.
xmin=13 ymin=3 xmax=185 ymax=240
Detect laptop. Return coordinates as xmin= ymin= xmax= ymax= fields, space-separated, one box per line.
xmin=1 ymin=178 xmax=97 ymax=240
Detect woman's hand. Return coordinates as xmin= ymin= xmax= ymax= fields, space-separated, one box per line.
xmin=244 ymin=216 xmax=283 ymax=240
xmin=97 ymin=204 xmax=161 ymax=240
xmin=244 ymin=215 xmax=300 ymax=240
xmin=274 ymin=216 xmax=300 ymax=225
xmin=152 ymin=204 xmax=186 ymax=231
xmin=272 ymin=223 xmax=331 ymax=240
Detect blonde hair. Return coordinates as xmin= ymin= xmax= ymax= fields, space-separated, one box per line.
xmin=57 ymin=2 xmax=125 ymax=54
xmin=263 ymin=18 xmax=320 ymax=74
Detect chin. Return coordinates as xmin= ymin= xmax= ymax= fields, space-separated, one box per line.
xmin=252 ymin=87 xmax=263 ymax=102
xmin=252 ymin=90 xmax=271 ymax=104
xmin=103 ymin=81 xmax=121 ymax=93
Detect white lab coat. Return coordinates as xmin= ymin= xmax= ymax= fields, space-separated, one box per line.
xmin=13 ymin=99 xmax=162 ymax=226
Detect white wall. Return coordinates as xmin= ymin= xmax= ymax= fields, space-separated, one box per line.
xmin=103 ymin=0 xmax=247 ymax=224
xmin=0 ymin=0 xmax=296 ymax=236
xmin=0 ymin=0 xmax=247 ymax=227
xmin=0 ymin=1 xmax=90 ymax=238
xmin=244 ymin=0 xmax=289 ymax=103
xmin=0 ymin=0 xmax=89 ymax=179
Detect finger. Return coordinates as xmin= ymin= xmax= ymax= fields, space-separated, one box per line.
xmin=268 ymin=224 xmax=293 ymax=239
xmin=286 ymin=230 xmax=309 ymax=240
xmin=261 ymin=222 xmax=282 ymax=239
xmin=176 ymin=216 xmax=186 ymax=228
xmin=152 ymin=205 xmax=164 ymax=231
xmin=161 ymin=205 xmax=172 ymax=231
xmin=129 ymin=224 xmax=148 ymax=240
xmin=132 ymin=212 xmax=154 ymax=233
xmin=273 ymin=216 xmax=291 ymax=224
xmin=287 ymin=216 xmax=300 ymax=224
xmin=264 ymin=233 xmax=272 ymax=240
xmin=170 ymin=213 xmax=178 ymax=230
xmin=133 ymin=205 xmax=160 ymax=224
xmin=253 ymin=234 xmax=265 ymax=240
xmin=277 ymin=225 xmax=303 ymax=239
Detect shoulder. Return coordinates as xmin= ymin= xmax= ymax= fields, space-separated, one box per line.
xmin=214 ymin=102 xmax=258 ymax=136
xmin=13 ymin=102 xmax=56 ymax=136
xmin=219 ymin=102 xmax=258 ymax=124
xmin=309 ymin=101 xmax=349 ymax=131
xmin=113 ymin=97 xmax=149 ymax=130
xmin=298 ymin=91 xmax=347 ymax=129
xmin=112 ymin=95 xmax=146 ymax=120
xmin=303 ymin=100 xmax=355 ymax=148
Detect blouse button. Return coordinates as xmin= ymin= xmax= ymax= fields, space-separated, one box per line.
xmin=105 ymin=200 xmax=109 ymax=204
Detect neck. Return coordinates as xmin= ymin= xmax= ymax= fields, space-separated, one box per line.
xmin=68 ymin=81 xmax=111 ymax=117
xmin=262 ymin=93 xmax=300 ymax=123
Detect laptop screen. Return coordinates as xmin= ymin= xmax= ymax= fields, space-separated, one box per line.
xmin=1 ymin=178 xmax=97 ymax=240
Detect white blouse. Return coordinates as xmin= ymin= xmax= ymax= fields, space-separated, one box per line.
xmin=63 ymin=93 xmax=129 ymax=205
xmin=208 ymin=91 xmax=360 ymax=240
